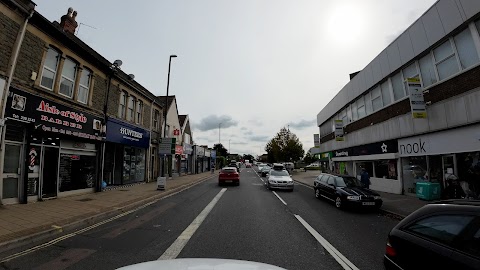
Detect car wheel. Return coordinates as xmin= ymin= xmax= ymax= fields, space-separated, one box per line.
xmin=314 ymin=188 xmax=321 ymax=199
xmin=335 ymin=196 xmax=343 ymax=209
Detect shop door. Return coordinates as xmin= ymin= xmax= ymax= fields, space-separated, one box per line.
xmin=1 ymin=144 xmax=23 ymax=204
xmin=41 ymin=147 xmax=59 ymax=199
xmin=442 ymin=155 xmax=456 ymax=187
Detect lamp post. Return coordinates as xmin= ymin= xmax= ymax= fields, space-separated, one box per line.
xmin=218 ymin=122 xmax=222 ymax=145
xmin=229 ymin=139 xmax=231 ymax=154
xmin=161 ymin=55 xmax=177 ymax=177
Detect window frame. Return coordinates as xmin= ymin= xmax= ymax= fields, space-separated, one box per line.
xmin=127 ymin=96 xmax=136 ymax=122
xmin=153 ymin=109 xmax=159 ymax=130
xmin=58 ymin=57 xmax=78 ymax=99
xmin=432 ymin=38 xmax=461 ymax=81
xmin=40 ymin=47 xmax=61 ymax=91
xmin=136 ymin=100 xmax=143 ymax=124
xmin=119 ymin=91 xmax=127 ymax=119
xmin=77 ymin=68 xmax=91 ymax=104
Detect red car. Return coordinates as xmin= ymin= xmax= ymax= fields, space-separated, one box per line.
xmin=246 ymin=163 xmax=252 ymax=168
xmin=218 ymin=167 xmax=240 ymax=186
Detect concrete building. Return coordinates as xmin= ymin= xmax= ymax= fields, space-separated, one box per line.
xmin=316 ymin=0 xmax=480 ymax=197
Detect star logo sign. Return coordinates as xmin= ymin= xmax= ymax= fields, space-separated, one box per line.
xmin=381 ymin=143 xmax=388 ymax=153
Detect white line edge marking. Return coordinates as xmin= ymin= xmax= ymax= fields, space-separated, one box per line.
xmin=158 ymin=188 xmax=227 ymax=260
xmin=272 ymin=191 xmax=287 ymax=206
xmin=294 ymin=215 xmax=359 ymax=270
xmin=0 ymin=175 xmax=217 ymax=263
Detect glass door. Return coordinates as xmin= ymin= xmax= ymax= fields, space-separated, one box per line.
xmin=27 ymin=145 xmax=41 ymax=200
xmin=41 ymin=146 xmax=59 ymax=199
xmin=1 ymin=144 xmax=23 ymax=204
xmin=442 ymin=154 xmax=456 ymax=188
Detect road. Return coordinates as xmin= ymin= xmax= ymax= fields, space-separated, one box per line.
xmin=0 ymin=168 xmax=399 ymax=270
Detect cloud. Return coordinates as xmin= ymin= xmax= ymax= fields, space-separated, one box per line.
xmin=287 ymin=119 xmax=316 ymax=129
xmin=248 ymin=119 xmax=262 ymax=125
xmin=244 ymin=130 xmax=254 ymax=135
xmin=248 ymin=135 xmax=270 ymax=142
xmin=194 ymin=115 xmax=238 ymax=131
xmin=240 ymin=127 xmax=248 ymax=131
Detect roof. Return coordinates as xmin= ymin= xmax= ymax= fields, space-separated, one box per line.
xmin=157 ymin=95 xmax=176 ymax=111
xmin=179 ymin=115 xmax=187 ymax=127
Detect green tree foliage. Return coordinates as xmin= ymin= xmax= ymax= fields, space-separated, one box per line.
xmin=213 ymin=143 xmax=228 ymax=157
xmin=265 ymin=127 xmax=304 ymax=163
xmin=303 ymin=152 xmax=319 ymax=164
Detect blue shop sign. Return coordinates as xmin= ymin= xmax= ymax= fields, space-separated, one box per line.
xmin=106 ymin=118 xmax=150 ymax=148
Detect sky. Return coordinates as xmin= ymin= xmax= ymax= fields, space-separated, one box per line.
xmin=37 ymin=0 xmax=437 ymax=156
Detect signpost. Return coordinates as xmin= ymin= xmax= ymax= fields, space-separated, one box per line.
xmin=158 ymin=137 xmax=176 ymax=155
xmin=407 ymin=77 xmax=427 ymax=119
xmin=334 ymin=120 xmax=344 ymax=142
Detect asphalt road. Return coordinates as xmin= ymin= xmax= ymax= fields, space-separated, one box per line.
xmin=0 ymin=168 xmax=399 ymax=270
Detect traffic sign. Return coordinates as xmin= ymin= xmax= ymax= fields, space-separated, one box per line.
xmin=159 ymin=137 xmax=176 ymax=155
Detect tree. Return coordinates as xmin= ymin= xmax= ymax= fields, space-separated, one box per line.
xmin=265 ymin=127 xmax=304 ymax=163
xmin=213 ymin=143 xmax=228 ymax=157
xmin=303 ymin=152 xmax=318 ymax=164
xmin=243 ymin=154 xmax=254 ymax=162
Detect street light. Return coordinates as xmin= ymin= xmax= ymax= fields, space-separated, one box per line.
xmin=162 ymin=55 xmax=177 ymax=177
xmin=229 ymin=139 xmax=231 ymax=154
xmin=218 ymin=122 xmax=222 ymax=145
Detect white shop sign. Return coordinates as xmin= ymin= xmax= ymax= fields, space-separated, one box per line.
xmin=398 ymin=124 xmax=480 ymax=157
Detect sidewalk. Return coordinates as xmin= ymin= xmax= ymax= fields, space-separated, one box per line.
xmin=0 ymin=172 xmax=214 ymax=253
xmin=291 ymin=170 xmax=428 ymax=218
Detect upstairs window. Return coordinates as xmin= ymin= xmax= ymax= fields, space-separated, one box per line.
xmin=357 ymin=96 xmax=366 ymax=119
xmin=136 ymin=100 xmax=143 ymax=124
xmin=433 ymin=40 xmax=459 ymax=80
xmin=391 ymin=72 xmax=405 ymax=101
xmin=454 ymin=28 xmax=479 ymax=70
xmin=365 ymin=92 xmax=373 ymax=115
xmin=371 ymin=86 xmax=382 ymax=112
xmin=59 ymin=58 xmax=77 ymax=98
xmin=419 ymin=53 xmax=437 ymax=88
xmin=77 ymin=68 xmax=91 ymax=104
xmin=40 ymin=48 xmax=60 ymax=90
xmin=119 ymin=92 xmax=127 ymax=119
xmin=380 ymin=81 xmax=392 ymax=106
xmin=127 ymin=96 xmax=135 ymax=121
xmin=153 ymin=110 xmax=160 ymax=130
xmin=402 ymin=63 xmax=419 ymax=91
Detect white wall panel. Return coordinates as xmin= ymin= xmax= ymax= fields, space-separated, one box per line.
xmin=408 ymin=20 xmax=429 ymax=55
xmin=385 ymin=119 xmax=400 ymax=140
xmin=379 ymin=50 xmax=391 ymax=78
xmin=357 ymin=69 xmax=367 ymax=94
xmin=437 ymin=0 xmax=464 ymax=34
xmin=445 ymin=97 xmax=468 ymax=127
xmin=386 ymin=42 xmax=402 ymax=73
xmin=422 ymin=7 xmax=446 ymax=46
xmin=397 ymin=32 xmax=415 ymax=65
xmin=398 ymin=114 xmax=414 ymax=137
xmin=427 ymin=103 xmax=447 ymax=131
xmin=465 ymin=90 xmax=480 ymax=123
xmin=345 ymin=81 xmax=354 ymax=104
xmin=372 ymin=57 xmax=383 ymax=84
xmin=413 ymin=117 xmax=430 ymax=134
xmin=364 ymin=64 xmax=374 ymax=90
xmin=459 ymin=0 xmax=480 ymax=20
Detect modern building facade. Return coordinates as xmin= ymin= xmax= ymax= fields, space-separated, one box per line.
xmin=317 ymin=0 xmax=480 ymax=197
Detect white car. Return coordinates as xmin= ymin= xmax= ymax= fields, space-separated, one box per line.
xmin=266 ymin=169 xmax=294 ymax=191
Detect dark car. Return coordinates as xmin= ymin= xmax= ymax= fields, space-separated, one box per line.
xmin=384 ymin=200 xmax=480 ymax=270
xmin=228 ymin=162 xmax=240 ymax=173
xmin=260 ymin=166 xmax=271 ymax=177
xmin=313 ymin=173 xmax=382 ymax=209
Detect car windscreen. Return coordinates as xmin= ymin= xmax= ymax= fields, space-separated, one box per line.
xmin=270 ymin=170 xmax=289 ymax=176
xmin=335 ymin=176 xmax=362 ymax=187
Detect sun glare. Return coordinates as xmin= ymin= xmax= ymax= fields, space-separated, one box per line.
xmin=326 ymin=4 xmax=366 ymax=45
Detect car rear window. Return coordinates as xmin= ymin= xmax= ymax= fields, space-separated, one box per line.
xmin=405 ymin=215 xmax=475 ymax=245
xmin=222 ymin=168 xmax=237 ymax=173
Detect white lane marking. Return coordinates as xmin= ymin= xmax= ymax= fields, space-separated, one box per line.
xmin=294 ymin=215 xmax=359 ymax=270
xmin=0 ymin=175 xmax=216 ymax=263
xmin=272 ymin=191 xmax=287 ymax=206
xmin=158 ymin=188 xmax=227 ymax=260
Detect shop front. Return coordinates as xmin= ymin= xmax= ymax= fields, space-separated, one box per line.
xmin=183 ymin=143 xmax=193 ymax=174
xmin=332 ymin=139 xmax=401 ymax=194
xmin=104 ymin=117 xmax=150 ymax=186
xmin=194 ymin=146 xmax=205 ymax=173
xmin=1 ymin=87 xmax=103 ymax=204
xmin=398 ymin=124 xmax=480 ymax=198
xmin=175 ymin=145 xmax=183 ymax=175
xmin=204 ymin=149 xmax=211 ymax=171
xmin=318 ymin=152 xmax=332 ymax=172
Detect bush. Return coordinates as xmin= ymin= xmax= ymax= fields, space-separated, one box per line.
xmin=305 ymin=166 xmax=321 ymax=170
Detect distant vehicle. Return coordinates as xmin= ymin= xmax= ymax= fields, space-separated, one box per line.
xmin=272 ymin=163 xmax=285 ymax=171
xmin=313 ymin=173 xmax=382 ymax=210
xmin=228 ymin=161 xmax=240 ymax=173
xmin=384 ymin=200 xmax=480 ymax=270
xmin=283 ymin=162 xmax=294 ymax=172
xmin=218 ymin=167 xmax=240 ymax=186
xmin=246 ymin=163 xmax=252 ymax=168
xmin=260 ymin=166 xmax=271 ymax=177
xmin=266 ymin=169 xmax=294 ymax=191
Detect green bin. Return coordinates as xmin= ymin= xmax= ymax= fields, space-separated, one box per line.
xmin=416 ymin=182 xmax=441 ymax=201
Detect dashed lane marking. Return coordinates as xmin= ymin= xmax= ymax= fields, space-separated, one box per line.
xmin=272 ymin=191 xmax=287 ymax=206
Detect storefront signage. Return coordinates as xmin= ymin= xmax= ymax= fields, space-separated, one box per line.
xmin=320 ymin=152 xmax=332 ymax=159
xmin=195 ymin=146 xmax=205 ymax=157
xmin=175 ymin=145 xmax=184 ymax=155
xmin=333 ymin=140 xmax=398 ymax=157
xmin=334 ymin=120 xmax=344 ymax=141
xmin=407 ymin=77 xmax=427 ymax=119
xmin=5 ymin=87 xmax=103 ymax=141
xmin=211 ymin=150 xmax=216 ymax=159
xmin=314 ymin=134 xmax=320 ymax=147
xmin=106 ymin=118 xmax=150 ymax=148
xmin=183 ymin=143 xmax=193 ymax=154
xmin=173 ymin=129 xmax=180 ymax=136
xmin=204 ymin=149 xmax=211 ymax=158
xmin=158 ymin=137 xmax=176 ymax=155
xmin=398 ymin=124 xmax=480 ymax=157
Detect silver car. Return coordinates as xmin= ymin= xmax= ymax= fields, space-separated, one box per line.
xmin=266 ymin=169 xmax=294 ymax=191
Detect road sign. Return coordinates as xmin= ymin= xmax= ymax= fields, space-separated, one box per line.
xmin=159 ymin=137 xmax=176 ymax=155
xmin=407 ymin=77 xmax=427 ymax=119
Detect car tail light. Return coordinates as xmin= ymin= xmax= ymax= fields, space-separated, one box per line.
xmin=385 ymin=238 xmax=396 ymax=257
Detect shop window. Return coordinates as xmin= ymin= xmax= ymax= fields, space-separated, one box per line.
xmin=371 ymin=86 xmax=382 ymax=112
xmin=59 ymin=153 xmax=96 ymax=192
xmin=456 ymin=151 xmax=480 ymax=198
xmin=40 ymin=48 xmax=60 ymax=90
xmin=136 ymin=100 xmax=143 ymax=124
xmin=119 ymin=92 xmax=127 ymax=119
xmin=454 ymin=27 xmax=479 ymax=70
xmin=59 ymin=58 xmax=77 ymax=98
xmin=433 ymin=40 xmax=459 ymax=80
xmin=127 ymin=96 xmax=135 ymax=121
xmin=365 ymin=92 xmax=373 ymax=115
xmin=123 ymin=146 xmax=146 ymax=184
xmin=391 ymin=72 xmax=405 ymax=101
xmin=355 ymin=162 xmax=373 ymax=179
xmin=406 ymin=215 xmax=474 ymax=246
xmin=77 ymin=68 xmax=91 ymax=104
xmin=402 ymin=156 xmax=428 ymax=194
xmin=374 ymin=160 xmax=397 ymax=180
xmin=380 ymin=80 xmax=391 ymax=106
xmin=419 ymin=53 xmax=437 ymax=88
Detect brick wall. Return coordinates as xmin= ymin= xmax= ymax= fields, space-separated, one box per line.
xmin=92 ymin=76 xmax=107 ymax=112
xmin=0 ymin=12 xmax=19 ymax=74
xmin=321 ymin=65 xmax=480 ymax=144
xmin=143 ymin=104 xmax=151 ymax=128
xmin=106 ymin=83 xmax=120 ymax=116
xmin=13 ymin=31 xmax=45 ymax=82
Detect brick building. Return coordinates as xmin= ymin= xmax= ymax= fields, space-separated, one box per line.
xmin=317 ymin=0 xmax=480 ymax=197
xmin=0 ymin=1 xmax=165 ymax=204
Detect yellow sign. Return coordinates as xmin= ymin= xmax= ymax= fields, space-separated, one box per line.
xmin=412 ymin=112 xmax=427 ymax=118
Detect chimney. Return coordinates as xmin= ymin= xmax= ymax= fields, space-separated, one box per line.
xmin=59 ymin=7 xmax=78 ymax=34
xmin=349 ymin=71 xmax=361 ymax=80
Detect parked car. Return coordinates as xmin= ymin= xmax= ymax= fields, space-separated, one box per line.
xmin=260 ymin=166 xmax=271 ymax=177
xmin=272 ymin=163 xmax=285 ymax=171
xmin=313 ymin=173 xmax=382 ymax=209
xmin=266 ymin=169 xmax=294 ymax=191
xmin=218 ymin=167 xmax=240 ymax=186
xmin=228 ymin=162 xmax=240 ymax=173
xmin=384 ymin=200 xmax=480 ymax=270
xmin=246 ymin=163 xmax=252 ymax=168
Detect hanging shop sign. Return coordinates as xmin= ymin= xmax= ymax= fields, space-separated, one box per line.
xmin=407 ymin=77 xmax=427 ymax=119
xmin=211 ymin=150 xmax=217 ymax=159
xmin=175 ymin=145 xmax=184 ymax=155
xmin=106 ymin=117 xmax=150 ymax=148
xmin=183 ymin=143 xmax=193 ymax=155
xmin=204 ymin=149 xmax=211 ymax=158
xmin=333 ymin=140 xmax=398 ymax=157
xmin=314 ymin=134 xmax=320 ymax=147
xmin=334 ymin=120 xmax=344 ymax=141
xmin=5 ymin=87 xmax=103 ymax=140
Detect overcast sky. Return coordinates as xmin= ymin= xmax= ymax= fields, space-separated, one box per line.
xmin=37 ymin=0 xmax=437 ymax=156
